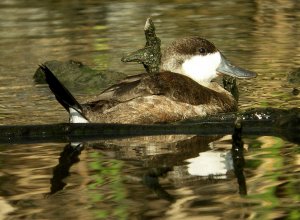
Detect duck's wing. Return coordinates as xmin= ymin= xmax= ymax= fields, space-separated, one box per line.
xmin=84 ymin=73 xmax=150 ymax=103
xmin=82 ymin=73 xmax=153 ymax=111
xmin=86 ymin=72 xmax=212 ymax=103
xmin=83 ymin=72 xmax=235 ymax=113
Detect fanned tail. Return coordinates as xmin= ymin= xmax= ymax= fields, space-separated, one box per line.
xmin=39 ymin=65 xmax=89 ymax=123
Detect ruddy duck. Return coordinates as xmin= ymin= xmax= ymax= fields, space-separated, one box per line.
xmin=40 ymin=36 xmax=256 ymax=124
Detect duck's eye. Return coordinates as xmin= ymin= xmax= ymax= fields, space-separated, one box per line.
xmin=199 ymin=47 xmax=206 ymax=54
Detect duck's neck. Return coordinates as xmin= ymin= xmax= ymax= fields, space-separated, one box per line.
xmin=179 ymin=70 xmax=220 ymax=91
xmin=161 ymin=66 xmax=218 ymax=89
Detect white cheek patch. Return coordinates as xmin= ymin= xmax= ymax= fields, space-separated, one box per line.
xmin=182 ymin=52 xmax=221 ymax=84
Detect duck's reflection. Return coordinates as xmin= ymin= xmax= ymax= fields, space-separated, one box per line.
xmin=48 ymin=143 xmax=84 ymax=195
xmin=186 ymin=150 xmax=233 ymax=179
xmin=48 ymin=126 xmax=247 ymax=199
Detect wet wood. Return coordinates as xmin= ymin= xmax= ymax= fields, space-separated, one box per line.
xmin=0 ymin=108 xmax=298 ymax=144
xmin=121 ymin=17 xmax=161 ymax=73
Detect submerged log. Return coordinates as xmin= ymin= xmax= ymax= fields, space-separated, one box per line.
xmin=231 ymin=117 xmax=247 ymax=195
xmin=34 ymin=60 xmax=125 ymax=93
xmin=121 ymin=17 xmax=161 ymax=73
xmin=223 ymin=75 xmax=239 ymax=101
xmin=287 ymin=68 xmax=300 ymax=96
xmin=287 ymin=67 xmax=300 ymax=85
xmin=0 ymin=108 xmax=299 ymax=144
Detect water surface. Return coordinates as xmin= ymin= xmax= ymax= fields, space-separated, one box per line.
xmin=0 ymin=0 xmax=299 ymax=219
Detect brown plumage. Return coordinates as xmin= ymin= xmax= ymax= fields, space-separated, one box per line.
xmin=82 ymin=71 xmax=236 ymax=124
xmin=41 ymin=36 xmax=256 ymax=124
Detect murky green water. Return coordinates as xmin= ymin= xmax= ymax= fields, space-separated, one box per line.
xmin=0 ymin=0 xmax=299 ymax=219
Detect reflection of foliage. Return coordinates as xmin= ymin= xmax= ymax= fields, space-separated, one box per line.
xmin=248 ymin=138 xmax=263 ymax=150
xmin=245 ymin=158 xmax=262 ymax=170
xmin=258 ymin=91 xmax=297 ymax=108
xmin=88 ymin=152 xmax=128 ymax=220
xmin=259 ymin=101 xmax=269 ymax=107
xmin=245 ymin=138 xmax=264 ymax=169
xmin=93 ymin=37 xmax=110 ymax=70
xmin=290 ymin=210 xmax=300 ymax=220
xmin=245 ymin=137 xmax=300 ymax=219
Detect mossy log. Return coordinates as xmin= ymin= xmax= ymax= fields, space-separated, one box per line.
xmin=121 ymin=17 xmax=161 ymax=74
xmin=34 ymin=60 xmax=125 ymax=93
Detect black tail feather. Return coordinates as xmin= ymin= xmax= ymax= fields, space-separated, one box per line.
xmin=39 ymin=65 xmax=82 ymax=113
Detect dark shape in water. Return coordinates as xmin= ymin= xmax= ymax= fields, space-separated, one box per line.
xmin=121 ymin=17 xmax=161 ymax=74
xmin=231 ymin=118 xmax=247 ymax=195
xmin=287 ymin=68 xmax=300 ymax=95
xmin=287 ymin=67 xmax=300 ymax=85
xmin=223 ymin=75 xmax=239 ymax=101
xmin=34 ymin=60 xmax=125 ymax=93
xmin=47 ymin=143 xmax=84 ymax=196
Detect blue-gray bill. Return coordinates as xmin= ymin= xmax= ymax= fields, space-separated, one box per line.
xmin=217 ymin=53 xmax=257 ymax=78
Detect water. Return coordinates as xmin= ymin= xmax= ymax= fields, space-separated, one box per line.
xmin=0 ymin=0 xmax=299 ymax=219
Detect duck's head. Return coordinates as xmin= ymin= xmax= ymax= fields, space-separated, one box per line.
xmin=161 ymin=36 xmax=256 ymax=85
